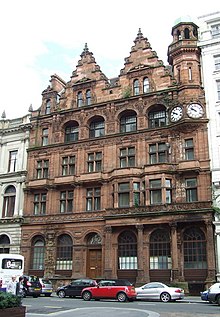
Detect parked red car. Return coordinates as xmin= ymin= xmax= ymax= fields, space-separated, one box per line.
xmin=81 ymin=279 xmax=136 ymax=302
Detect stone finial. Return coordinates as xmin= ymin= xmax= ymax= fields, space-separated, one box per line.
xmin=28 ymin=104 xmax=33 ymax=112
xmin=1 ymin=110 xmax=6 ymax=119
xmin=81 ymin=43 xmax=89 ymax=57
xmin=135 ymin=28 xmax=144 ymax=41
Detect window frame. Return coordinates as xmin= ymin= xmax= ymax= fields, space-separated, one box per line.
xmin=185 ymin=178 xmax=198 ymax=202
xmin=119 ymin=147 xmax=135 ymax=168
xmin=86 ymin=187 xmax=101 ymax=211
xmin=34 ymin=193 xmax=47 ymax=215
xmin=8 ymin=150 xmax=18 ymax=172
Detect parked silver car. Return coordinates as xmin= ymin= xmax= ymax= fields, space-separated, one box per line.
xmin=135 ymin=282 xmax=184 ymax=302
xmin=39 ymin=278 xmax=53 ymax=296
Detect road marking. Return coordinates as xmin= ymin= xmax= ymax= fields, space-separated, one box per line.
xmin=44 ymin=306 xmax=63 ymax=308
xmin=26 ymin=306 xmax=160 ymax=317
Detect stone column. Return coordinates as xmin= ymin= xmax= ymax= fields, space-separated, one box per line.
xmin=205 ymin=220 xmax=216 ymax=282
xmin=170 ymin=222 xmax=180 ymax=282
xmin=44 ymin=231 xmax=56 ymax=278
xmin=136 ymin=224 xmax=144 ymax=283
xmin=104 ymin=226 xmax=113 ymax=278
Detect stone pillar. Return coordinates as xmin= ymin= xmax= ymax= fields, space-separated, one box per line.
xmin=44 ymin=231 xmax=56 ymax=278
xmin=205 ymin=220 xmax=216 ymax=282
xmin=170 ymin=222 xmax=180 ymax=282
xmin=136 ymin=224 xmax=144 ymax=283
xmin=104 ymin=226 xmax=113 ymax=278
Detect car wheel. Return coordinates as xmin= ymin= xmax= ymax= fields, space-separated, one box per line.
xmin=160 ymin=292 xmax=171 ymax=302
xmin=117 ymin=292 xmax=127 ymax=302
xmin=57 ymin=290 xmax=66 ymax=298
xmin=216 ymin=295 xmax=220 ymax=306
xmin=82 ymin=291 xmax=92 ymax=301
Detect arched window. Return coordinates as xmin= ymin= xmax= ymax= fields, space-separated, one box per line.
xmin=184 ymin=28 xmax=190 ymax=39
xmin=2 ymin=185 xmax=16 ymax=218
xmin=177 ymin=29 xmax=182 ymax=40
xmin=150 ymin=229 xmax=171 ymax=269
xmin=133 ymin=79 xmax=139 ymax=96
xmin=118 ymin=231 xmax=137 ymax=269
xmin=65 ymin=122 xmax=79 ymax=142
xmin=56 ymin=234 xmax=73 ymax=270
xmin=183 ymin=227 xmax=207 ymax=269
xmin=89 ymin=118 xmax=105 ymax=138
xmin=143 ymin=77 xmax=150 ymax=93
xmin=31 ymin=236 xmax=45 ymax=270
xmin=120 ymin=111 xmax=137 ymax=133
xmin=0 ymin=234 xmax=10 ymax=253
xmin=86 ymin=90 xmax=91 ymax=106
xmin=45 ymin=99 xmax=51 ymax=114
xmin=148 ymin=106 xmax=167 ymax=128
xmin=77 ymin=91 xmax=83 ymax=107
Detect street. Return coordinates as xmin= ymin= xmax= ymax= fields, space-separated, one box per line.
xmin=23 ymin=295 xmax=220 ymax=317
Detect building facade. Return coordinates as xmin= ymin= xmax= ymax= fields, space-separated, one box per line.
xmin=21 ymin=21 xmax=215 ymax=293
xmin=198 ymin=11 xmax=220 ymax=281
xmin=0 ymin=115 xmax=30 ymax=254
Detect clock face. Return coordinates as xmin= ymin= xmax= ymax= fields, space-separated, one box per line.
xmin=170 ymin=106 xmax=183 ymax=122
xmin=187 ymin=103 xmax=204 ymax=119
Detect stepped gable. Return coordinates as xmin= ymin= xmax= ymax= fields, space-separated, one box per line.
xmin=119 ymin=28 xmax=173 ymax=90
xmin=70 ymin=43 xmax=108 ymax=84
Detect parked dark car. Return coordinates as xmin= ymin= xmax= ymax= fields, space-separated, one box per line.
xmin=22 ymin=275 xmax=42 ymax=297
xmin=56 ymin=278 xmax=96 ymax=298
xmin=81 ymin=279 xmax=137 ymax=302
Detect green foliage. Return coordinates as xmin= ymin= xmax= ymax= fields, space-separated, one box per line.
xmin=212 ymin=206 xmax=220 ymax=214
xmin=122 ymin=86 xmax=131 ymax=98
xmin=0 ymin=291 xmax=22 ymax=309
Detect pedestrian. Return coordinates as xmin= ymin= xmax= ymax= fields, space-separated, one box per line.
xmin=16 ymin=276 xmax=24 ymax=297
xmin=6 ymin=275 xmax=17 ymax=295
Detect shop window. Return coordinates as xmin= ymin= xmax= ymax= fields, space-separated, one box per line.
xmin=183 ymin=227 xmax=207 ymax=269
xmin=150 ymin=229 xmax=171 ymax=269
xmin=31 ymin=236 xmax=45 ymax=270
xmin=56 ymin=234 xmax=73 ymax=270
xmin=118 ymin=231 xmax=137 ymax=269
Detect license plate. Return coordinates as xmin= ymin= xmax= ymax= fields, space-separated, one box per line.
xmin=35 ymin=288 xmax=41 ymax=291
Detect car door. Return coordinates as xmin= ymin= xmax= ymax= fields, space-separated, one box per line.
xmin=68 ymin=280 xmax=82 ymax=296
xmin=141 ymin=283 xmax=161 ymax=300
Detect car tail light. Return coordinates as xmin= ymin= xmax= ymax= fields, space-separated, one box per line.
xmin=175 ymin=289 xmax=182 ymax=293
xmin=27 ymin=281 xmax=31 ymax=286
xmin=42 ymin=283 xmax=45 ymax=288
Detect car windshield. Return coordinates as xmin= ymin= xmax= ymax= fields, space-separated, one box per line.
xmin=29 ymin=276 xmax=40 ymax=282
xmin=41 ymin=279 xmax=51 ymax=284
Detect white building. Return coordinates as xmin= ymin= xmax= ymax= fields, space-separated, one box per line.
xmin=0 ymin=114 xmax=30 ymax=254
xmin=198 ymin=11 xmax=220 ymax=281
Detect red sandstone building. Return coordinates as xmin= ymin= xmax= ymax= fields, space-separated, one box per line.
xmin=21 ymin=20 xmax=216 ymax=293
